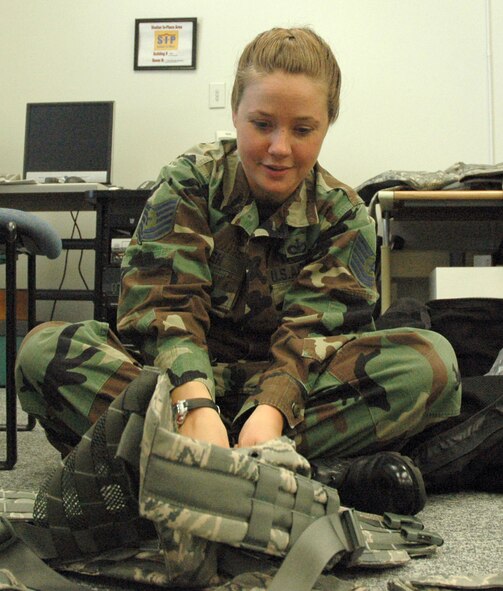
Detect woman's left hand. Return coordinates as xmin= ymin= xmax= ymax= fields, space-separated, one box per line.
xmin=237 ymin=404 xmax=284 ymax=448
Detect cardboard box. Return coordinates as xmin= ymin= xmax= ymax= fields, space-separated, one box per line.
xmin=430 ymin=267 xmax=503 ymax=300
xmin=0 ymin=289 xmax=29 ymax=321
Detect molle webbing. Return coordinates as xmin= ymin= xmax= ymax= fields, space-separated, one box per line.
xmin=138 ymin=426 xmax=367 ymax=591
xmin=136 ymin=372 xmax=444 ymax=588
xmin=138 ymin=427 xmax=442 ymax=570
xmin=0 ymin=491 xmax=36 ymax=521
xmin=140 ymin=428 xmax=345 ymax=556
xmin=26 ymin=368 xmax=158 ymax=561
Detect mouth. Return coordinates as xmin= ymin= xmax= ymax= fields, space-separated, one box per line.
xmin=261 ymin=163 xmax=293 ymax=177
xmin=262 ymin=163 xmax=291 ymax=171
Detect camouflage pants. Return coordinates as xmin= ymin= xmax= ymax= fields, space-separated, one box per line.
xmin=15 ymin=319 xmax=461 ymax=459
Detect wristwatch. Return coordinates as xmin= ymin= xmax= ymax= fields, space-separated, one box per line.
xmin=172 ymin=398 xmax=220 ymax=427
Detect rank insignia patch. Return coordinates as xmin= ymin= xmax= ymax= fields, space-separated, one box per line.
xmin=349 ymin=233 xmax=375 ymax=288
xmin=136 ymin=198 xmax=181 ymax=243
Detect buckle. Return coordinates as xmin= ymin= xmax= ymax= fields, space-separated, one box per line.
xmin=383 ymin=512 xmax=423 ymax=530
xmin=0 ymin=516 xmax=17 ymax=551
xmin=340 ymin=508 xmax=366 ymax=551
xmin=401 ymin=525 xmax=444 ymax=546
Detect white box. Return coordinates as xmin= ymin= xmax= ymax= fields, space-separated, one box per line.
xmin=430 ymin=267 xmax=503 ymax=300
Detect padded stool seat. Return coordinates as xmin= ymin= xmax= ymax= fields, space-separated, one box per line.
xmin=0 ymin=208 xmax=62 ymax=469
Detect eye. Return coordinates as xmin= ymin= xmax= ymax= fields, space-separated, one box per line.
xmin=252 ymin=119 xmax=272 ymax=131
xmin=295 ymin=126 xmax=314 ymax=136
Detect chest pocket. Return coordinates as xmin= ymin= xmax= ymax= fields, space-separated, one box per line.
xmin=267 ymin=231 xmax=312 ymax=311
xmin=209 ymin=249 xmax=245 ymax=317
xmin=268 ymin=260 xmax=305 ymax=310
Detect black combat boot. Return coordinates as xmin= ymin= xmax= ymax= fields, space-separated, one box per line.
xmin=310 ymin=451 xmax=426 ymax=515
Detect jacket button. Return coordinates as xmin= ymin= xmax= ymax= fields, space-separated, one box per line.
xmin=291 ymin=402 xmax=302 ymax=418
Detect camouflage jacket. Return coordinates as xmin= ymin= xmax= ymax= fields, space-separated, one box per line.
xmin=117 ymin=140 xmax=378 ymax=428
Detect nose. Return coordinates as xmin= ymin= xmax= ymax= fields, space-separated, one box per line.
xmin=268 ymin=129 xmax=292 ymax=158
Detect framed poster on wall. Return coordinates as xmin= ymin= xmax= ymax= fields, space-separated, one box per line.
xmin=134 ymin=18 xmax=197 ymax=70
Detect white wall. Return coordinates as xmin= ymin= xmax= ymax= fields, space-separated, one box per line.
xmin=1 ymin=0 xmax=501 ymax=321
xmin=491 ymin=0 xmax=503 ymax=160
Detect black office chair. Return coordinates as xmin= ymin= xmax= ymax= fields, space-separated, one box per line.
xmin=0 ymin=208 xmax=61 ymax=470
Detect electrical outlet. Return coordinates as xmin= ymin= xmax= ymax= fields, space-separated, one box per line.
xmin=209 ymin=83 xmax=225 ymax=109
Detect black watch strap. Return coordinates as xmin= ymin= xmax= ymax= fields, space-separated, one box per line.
xmin=172 ymin=398 xmax=220 ymax=427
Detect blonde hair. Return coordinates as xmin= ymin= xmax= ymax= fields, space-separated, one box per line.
xmin=231 ymin=27 xmax=341 ymax=124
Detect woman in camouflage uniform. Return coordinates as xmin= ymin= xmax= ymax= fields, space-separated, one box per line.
xmin=15 ymin=27 xmax=461 ymax=514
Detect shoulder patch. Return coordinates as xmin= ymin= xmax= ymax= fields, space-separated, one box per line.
xmin=136 ymin=198 xmax=181 ymax=243
xmin=349 ymin=232 xmax=375 ymax=288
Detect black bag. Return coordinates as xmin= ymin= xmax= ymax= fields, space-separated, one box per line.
xmin=377 ymin=297 xmax=503 ymax=378
xmin=376 ymin=297 xmax=503 ymax=492
xmin=427 ymin=298 xmax=503 ymax=378
xmin=407 ymin=376 xmax=503 ymax=493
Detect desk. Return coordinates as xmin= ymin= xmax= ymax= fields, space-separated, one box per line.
xmin=376 ymin=190 xmax=503 ymax=313
xmin=0 ymin=188 xmax=150 ymax=323
xmin=0 ymin=191 xmax=94 ymax=212
xmin=88 ymin=190 xmax=149 ymax=325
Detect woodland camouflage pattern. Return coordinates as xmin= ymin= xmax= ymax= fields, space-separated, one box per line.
xmin=116 ymin=139 xmax=460 ymax=450
xmin=117 ymin=138 xmax=380 ymax=430
xmin=11 ymin=140 xmax=462 ymax=590
xmin=16 ymin=139 xmax=461 ymax=460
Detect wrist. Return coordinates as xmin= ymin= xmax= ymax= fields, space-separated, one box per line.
xmin=254 ymin=403 xmax=285 ymax=431
xmin=171 ymin=381 xmax=212 ymax=404
xmin=173 ymin=398 xmax=220 ymax=427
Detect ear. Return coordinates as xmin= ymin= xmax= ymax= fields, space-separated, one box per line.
xmin=232 ymin=110 xmax=238 ymax=128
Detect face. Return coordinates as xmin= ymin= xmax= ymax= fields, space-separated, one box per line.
xmin=232 ymin=71 xmax=330 ymax=206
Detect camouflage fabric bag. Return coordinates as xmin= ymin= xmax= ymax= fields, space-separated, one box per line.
xmin=134 ymin=371 xmax=444 ymax=590
xmin=388 ymin=574 xmax=503 ymax=591
xmin=356 ymin=161 xmax=503 ymax=205
xmin=0 ymin=369 xmax=443 ymax=591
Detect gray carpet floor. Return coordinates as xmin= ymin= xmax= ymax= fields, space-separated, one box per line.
xmin=1 ymin=398 xmax=502 ymax=591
